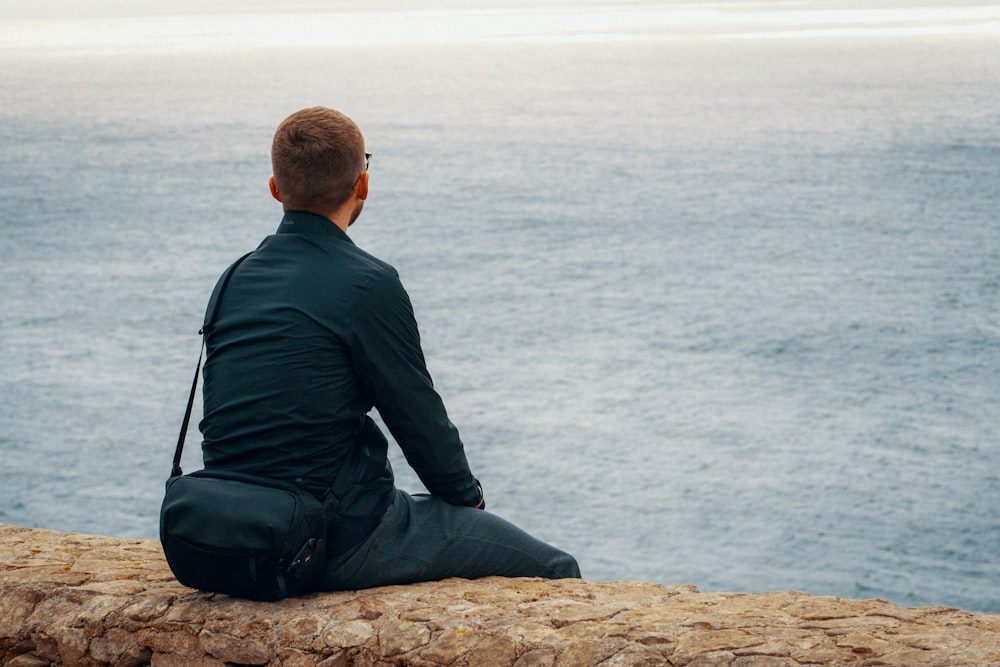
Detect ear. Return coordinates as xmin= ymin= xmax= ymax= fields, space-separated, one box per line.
xmin=268 ymin=176 xmax=283 ymax=203
xmin=356 ymin=171 xmax=369 ymax=201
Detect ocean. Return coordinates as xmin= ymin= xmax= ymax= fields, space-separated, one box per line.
xmin=1 ymin=2 xmax=998 ymax=612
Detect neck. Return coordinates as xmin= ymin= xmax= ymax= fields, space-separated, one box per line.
xmin=325 ymin=213 xmax=351 ymax=233
xmin=330 ymin=198 xmax=363 ymax=232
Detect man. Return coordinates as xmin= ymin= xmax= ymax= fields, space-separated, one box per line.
xmin=199 ymin=106 xmax=580 ymax=590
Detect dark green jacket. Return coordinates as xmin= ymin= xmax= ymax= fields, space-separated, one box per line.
xmin=199 ymin=211 xmax=480 ymax=553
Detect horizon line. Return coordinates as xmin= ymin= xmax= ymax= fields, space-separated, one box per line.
xmin=2 ymin=5 xmax=999 ymax=54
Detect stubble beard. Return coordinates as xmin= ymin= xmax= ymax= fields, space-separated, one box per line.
xmin=347 ymin=200 xmax=365 ymax=227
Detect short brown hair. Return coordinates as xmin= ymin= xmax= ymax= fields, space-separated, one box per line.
xmin=271 ymin=107 xmax=366 ymax=213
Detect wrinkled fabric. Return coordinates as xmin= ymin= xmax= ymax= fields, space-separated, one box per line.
xmin=199 ymin=211 xmax=481 ymax=553
xmin=322 ymin=490 xmax=581 ymax=590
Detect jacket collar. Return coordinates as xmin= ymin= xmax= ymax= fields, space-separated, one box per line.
xmin=276 ymin=210 xmax=353 ymax=244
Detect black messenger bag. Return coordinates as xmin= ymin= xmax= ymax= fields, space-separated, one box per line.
xmin=159 ymin=253 xmax=328 ymax=601
xmin=160 ymin=468 xmax=328 ymax=601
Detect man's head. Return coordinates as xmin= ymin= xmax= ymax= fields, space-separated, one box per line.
xmin=269 ymin=107 xmax=368 ymax=225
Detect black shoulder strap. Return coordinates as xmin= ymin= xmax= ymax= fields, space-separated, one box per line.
xmin=170 ymin=252 xmax=252 ymax=478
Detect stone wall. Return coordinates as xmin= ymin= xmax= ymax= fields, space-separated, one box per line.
xmin=2 ymin=523 xmax=999 ymax=666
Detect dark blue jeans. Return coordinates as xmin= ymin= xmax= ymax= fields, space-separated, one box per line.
xmin=321 ymin=490 xmax=580 ymax=590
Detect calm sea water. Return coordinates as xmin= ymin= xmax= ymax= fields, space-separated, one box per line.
xmin=1 ymin=5 xmax=998 ymax=612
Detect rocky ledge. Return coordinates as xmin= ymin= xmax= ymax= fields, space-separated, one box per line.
xmin=2 ymin=523 xmax=999 ymax=666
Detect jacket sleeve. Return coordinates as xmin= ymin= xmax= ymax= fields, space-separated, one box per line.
xmin=347 ymin=269 xmax=482 ymax=507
